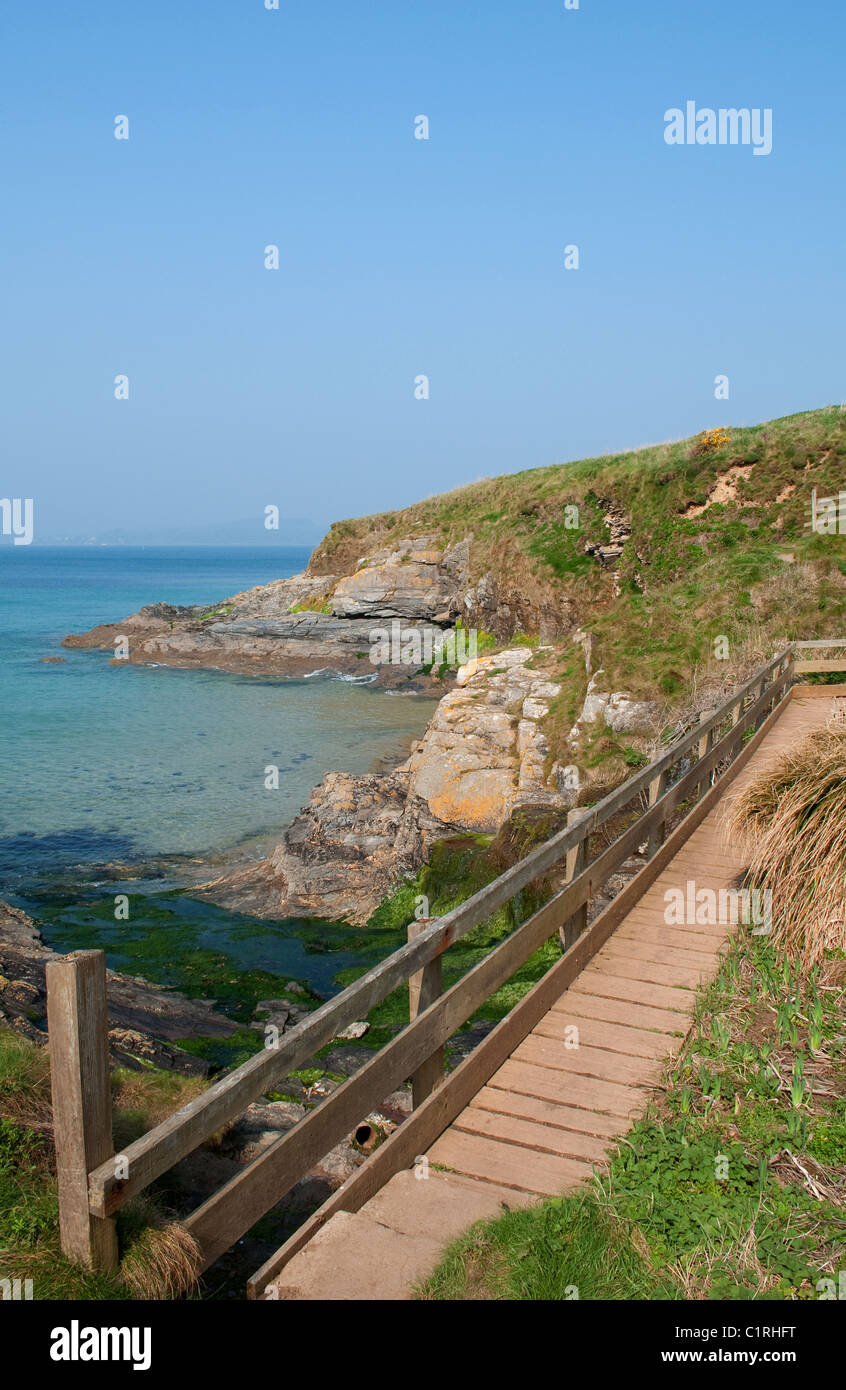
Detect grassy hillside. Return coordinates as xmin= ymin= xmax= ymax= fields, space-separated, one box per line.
xmin=312 ymin=406 xmax=846 ymax=780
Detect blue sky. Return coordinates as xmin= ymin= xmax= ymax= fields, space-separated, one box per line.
xmin=1 ymin=0 xmax=844 ymax=537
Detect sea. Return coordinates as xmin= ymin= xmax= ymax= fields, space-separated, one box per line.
xmin=0 ymin=547 xmax=438 ymax=1019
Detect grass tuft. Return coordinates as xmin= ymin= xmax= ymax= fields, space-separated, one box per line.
xmin=723 ymin=715 xmax=846 ymax=965
xmin=120 ymin=1222 xmax=202 ymax=1300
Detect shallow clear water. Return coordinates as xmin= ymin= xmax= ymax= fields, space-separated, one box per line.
xmin=0 ymin=547 xmax=437 ymax=1007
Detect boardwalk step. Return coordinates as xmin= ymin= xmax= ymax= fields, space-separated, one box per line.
xmin=429 ymin=1129 xmax=594 ymax=1196
xmin=271 ymin=1209 xmax=442 ymax=1301
xmin=513 ymin=1035 xmax=664 ymax=1086
xmin=472 ymin=1084 xmax=631 ymax=1139
xmin=533 ymin=1012 xmax=683 ymax=1060
xmin=455 ymin=1106 xmax=615 ymax=1163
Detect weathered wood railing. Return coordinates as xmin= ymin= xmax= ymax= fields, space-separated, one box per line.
xmin=792 ymin=637 xmax=846 ymax=675
xmin=44 ymin=641 xmax=844 ymax=1291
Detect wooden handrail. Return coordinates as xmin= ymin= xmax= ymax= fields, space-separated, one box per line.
xmin=793 ymin=639 xmax=846 ymax=649
xmin=184 ymin=659 xmax=795 ymax=1271
xmin=793 ymin=639 xmax=846 ymax=674
xmin=247 ymin=669 xmax=799 ymax=1297
xmin=50 ymin=639 xmax=846 ymax=1277
xmin=86 ymin=646 xmax=795 ymax=1218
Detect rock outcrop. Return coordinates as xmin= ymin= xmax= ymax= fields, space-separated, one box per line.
xmin=62 ymin=543 xmax=472 ymax=688
xmin=59 ymin=522 xmax=660 ymax=924
xmin=60 ymin=531 xmax=568 ymax=678
xmin=198 ymin=649 xmax=570 ymax=923
xmin=571 ymin=671 xmax=662 ymax=740
xmin=404 ymin=649 xmax=562 ymax=833
xmin=332 ymin=538 xmax=465 ymax=621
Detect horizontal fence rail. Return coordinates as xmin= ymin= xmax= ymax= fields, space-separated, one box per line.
xmin=43 ymin=640 xmax=846 ymax=1279
xmin=793 ymin=639 xmax=846 ymax=675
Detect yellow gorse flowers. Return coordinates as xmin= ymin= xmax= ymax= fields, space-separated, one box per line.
xmin=693 ymin=427 xmax=732 ymax=456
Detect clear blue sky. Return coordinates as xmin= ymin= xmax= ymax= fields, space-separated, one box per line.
xmin=2 ymin=0 xmax=844 ymax=537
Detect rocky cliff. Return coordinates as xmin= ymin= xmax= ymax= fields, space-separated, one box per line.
xmin=61 ymin=407 xmax=846 ymax=925
xmin=62 ymin=538 xmax=477 ymax=687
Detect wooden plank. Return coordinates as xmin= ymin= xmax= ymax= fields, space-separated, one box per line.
xmin=668 ymin=845 xmax=747 ymax=866
xmin=647 ymin=768 xmax=668 ymax=857
xmin=560 ymin=809 xmax=589 ymax=949
xmin=793 ymin=638 xmax=846 ymax=649
xmin=791 ymin=682 xmax=846 ymax=698
xmin=622 ymin=893 xmax=735 ymax=920
xmin=570 ymin=972 xmax=694 ymax=1014
xmin=408 ymin=919 xmax=443 ymax=1108
xmin=623 ymin=901 xmax=736 ymax=931
xmin=45 ymin=951 xmax=118 ymax=1272
xmin=453 ymin=1107 xmax=614 ymax=1163
xmin=549 ymin=991 xmax=689 ymax=1034
xmin=513 ymin=1035 xmax=663 ymax=1087
xmin=600 ymin=939 xmax=719 ymax=970
xmin=645 ymin=841 xmax=745 ymax=863
xmin=695 ymin=709 xmax=716 ymax=799
xmin=428 ymin=1129 xmax=594 ymax=1196
xmin=490 ymin=1059 xmax=650 ymax=1116
xmin=794 ymin=659 xmax=846 ymax=673
xmin=586 ymin=956 xmax=706 ymax=990
xmin=612 ymin=923 xmax=728 ymax=954
xmin=471 ymin=1086 xmax=630 ymax=1140
xmin=533 ymin=1012 xmax=683 ymax=1060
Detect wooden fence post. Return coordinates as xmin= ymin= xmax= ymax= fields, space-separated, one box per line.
xmin=695 ymin=709 xmax=716 ymax=799
xmin=559 ymin=809 xmax=588 ymax=952
xmin=647 ymin=768 xmax=668 ymax=858
xmin=46 ymin=950 xmax=118 ymax=1272
xmin=754 ymin=677 xmax=768 ymax=731
xmin=407 ymin=921 xmax=443 ymax=1108
xmin=729 ymin=696 xmax=744 ymax=759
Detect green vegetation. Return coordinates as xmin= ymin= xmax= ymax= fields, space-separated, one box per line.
xmin=313 ymin=407 xmax=846 ymax=770
xmin=289 ymin=598 xmax=333 ymax=614
xmin=330 ymin=808 xmax=571 ymax=1056
xmin=0 ymin=1027 xmax=208 ymax=1300
xmin=27 ymin=891 xmax=330 ymax=1070
xmin=418 ymin=935 xmax=846 ymax=1300
xmin=726 ymin=725 xmax=846 ymax=966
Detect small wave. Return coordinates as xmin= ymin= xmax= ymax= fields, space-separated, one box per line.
xmin=303 ymin=667 xmax=377 ymax=684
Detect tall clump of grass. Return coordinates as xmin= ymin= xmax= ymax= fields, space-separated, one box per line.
xmin=120 ymin=1222 xmax=202 ymax=1300
xmin=0 ymin=1028 xmax=52 ymax=1127
xmin=723 ymin=717 xmax=846 ymax=966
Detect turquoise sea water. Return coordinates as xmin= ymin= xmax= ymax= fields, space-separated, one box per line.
xmin=0 ymin=547 xmax=437 ymax=1006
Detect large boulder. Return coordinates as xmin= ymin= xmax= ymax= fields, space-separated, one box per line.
xmin=573 ymin=672 xmax=661 ymax=738
xmin=197 ymin=771 xmax=413 ymax=923
xmin=403 ymin=650 xmax=563 ymax=835
xmin=331 ymin=539 xmax=462 ymax=621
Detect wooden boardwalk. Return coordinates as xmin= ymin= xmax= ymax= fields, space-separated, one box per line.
xmin=266 ymin=691 xmax=833 ymax=1299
